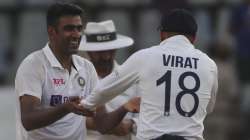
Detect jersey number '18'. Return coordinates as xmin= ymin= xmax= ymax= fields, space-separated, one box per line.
xmin=156 ymin=70 xmax=200 ymax=117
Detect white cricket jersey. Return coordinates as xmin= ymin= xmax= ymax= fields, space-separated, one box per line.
xmin=87 ymin=62 xmax=138 ymax=140
xmin=83 ymin=35 xmax=218 ymax=140
xmin=15 ymin=43 xmax=98 ymax=140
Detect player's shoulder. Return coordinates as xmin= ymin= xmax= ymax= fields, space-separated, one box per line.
xmin=194 ymin=49 xmax=217 ymax=70
xmin=16 ymin=49 xmax=45 ymax=76
xmin=19 ymin=49 xmax=44 ymax=68
xmin=132 ymin=46 xmax=157 ymax=58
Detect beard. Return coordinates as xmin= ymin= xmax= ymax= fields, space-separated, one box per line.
xmin=62 ymin=37 xmax=81 ymax=55
xmin=93 ymin=59 xmax=114 ymax=76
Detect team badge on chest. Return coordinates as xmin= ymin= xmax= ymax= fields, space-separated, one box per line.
xmin=78 ymin=76 xmax=85 ymax=90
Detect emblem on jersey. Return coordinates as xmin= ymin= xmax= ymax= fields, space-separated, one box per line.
xmin=78 ymin=76 xmax=85 ymax=88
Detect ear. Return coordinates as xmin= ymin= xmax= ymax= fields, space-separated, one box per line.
xmin=160 ymin=32 xmax=167 ymax=41
xmin=189 ymin=36 xmax=196 ymax=44
xmin=47 ymin=26 xmax=55 ymax=37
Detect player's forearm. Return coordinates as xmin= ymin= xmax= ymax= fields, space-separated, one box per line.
xmin=82 ymin=90 xmax=118 ymax=110
xmin=22 ymin=104 xmax=70 ymax=131
xmin=94 ymin=105 xmax=128 ymax=134
xmin=82 ymin=72 xmax=138 ymax=110
xmin=86 ymin=117 xmax=97 ymax=130
xmin=106 ymin=120 xmax=133 ymax=136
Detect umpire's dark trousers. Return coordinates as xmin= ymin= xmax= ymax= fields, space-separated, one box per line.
xmin=152 ymin=134 xmax=186 ymax=140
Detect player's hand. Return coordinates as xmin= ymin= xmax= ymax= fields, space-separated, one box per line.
xmin=64 ymin=96 xmax=95 ymax=117
xmin=123 ymin=97 xmax=140 ymax=113
xmin=111 ymin=119 xmax=133 ymax=136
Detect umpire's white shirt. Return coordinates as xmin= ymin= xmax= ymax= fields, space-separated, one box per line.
xmin=83 ymin=35 xmax=218 ymax=140
xmin=15 ymin=44 xmax=98 ymax=140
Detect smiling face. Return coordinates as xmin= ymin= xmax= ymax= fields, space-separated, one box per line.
xmin=48 ymin=15 xmax=83 ymax=56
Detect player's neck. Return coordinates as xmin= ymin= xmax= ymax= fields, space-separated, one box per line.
xmin=49 ymin=43 xmax=73 ymax=72
xmin=160 ymin=32 xmax=195 ymax=44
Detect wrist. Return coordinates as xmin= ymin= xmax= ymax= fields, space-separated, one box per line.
xmin=122 ymin=104 xmax=129 ymax=112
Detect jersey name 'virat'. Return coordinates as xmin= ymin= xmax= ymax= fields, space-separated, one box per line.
xmin=163 ymin=54 xmax=199 ymax=69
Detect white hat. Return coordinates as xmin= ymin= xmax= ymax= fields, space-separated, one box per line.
xmin=79 ymin=20 xmax=134 ymax=51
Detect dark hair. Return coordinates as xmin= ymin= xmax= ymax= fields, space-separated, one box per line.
xmin=46 ymin=3 xmax=84 ymax=27
xmin=159 ymin=9 xmax=197 ymax=36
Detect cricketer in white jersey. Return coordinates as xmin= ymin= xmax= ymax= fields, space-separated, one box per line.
xmin=15 ymin=44 xmax=98 ymax=140
xmin=15 ymin=5 xmax=140 ymax=139
xmin=15 ymin=3 xmax=96 ymax=140
xmin=81 ymin=9 xmax=218 ymax=140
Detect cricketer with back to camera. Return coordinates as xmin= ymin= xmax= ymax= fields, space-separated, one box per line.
xmin=81 ymin=9 xmax=218 ymax=140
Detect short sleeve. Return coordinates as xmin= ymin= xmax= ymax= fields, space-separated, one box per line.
xmin=15 ymin=55 xmax=44 ymax=99
xmin=206 ymin=62 xmax=218 ymax=114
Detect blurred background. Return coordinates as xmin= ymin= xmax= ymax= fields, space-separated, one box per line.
xmin=1 ymin=0 xmax=250 ymax=140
